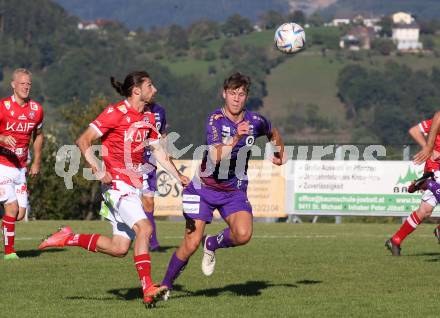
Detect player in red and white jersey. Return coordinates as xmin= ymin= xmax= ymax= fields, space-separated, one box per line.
xmin=386 ymin=118 xmax=440 ymax=256
xmin=0 ymin=68 xmax=44 ymax=260
xmin=39 ymin=71 xmax=189 ymax=308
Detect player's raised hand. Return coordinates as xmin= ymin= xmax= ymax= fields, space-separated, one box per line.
xmin=0 ymin=135 xmax=16 ymax=148
xmin=413 ymin=145 xmax=432 ymax=164
xmin=236 ymin=121 xmax=250 ymax=137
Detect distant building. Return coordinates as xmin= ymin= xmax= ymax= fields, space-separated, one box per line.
xmin=340 ymin=25 xmax=376 ymax=50
xmin=391 ymin=12 xmax=422 ymax=51
xmin=330 ymin=18 xmax=350 ymax=27
xmin=78 ymin=21 xmax=99 ymax=31
xmin=392 ymin=12 xmax=414 ymax=25
xmin=392 ymin=23 xmax=422 ymax=51
xmin=78 ymin=19 xmax=120 ymax=31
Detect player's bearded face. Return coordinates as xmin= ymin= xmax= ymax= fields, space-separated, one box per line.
xmin=140 ymin=78 xmax=157 ymax=103
xmin=223 ymin=87 xmax=247 ymax=115
xmin=12 ymin=74 xmax=32 ymax=100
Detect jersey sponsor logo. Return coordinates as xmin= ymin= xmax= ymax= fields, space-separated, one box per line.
xmin=117 ymin=105 xmax=128 ymax=114
xmin=182 ymin=202 xmax=200 ymax=214
xmin=6 ymin=121 xmax=35 ymax=132
xmin=4 ymin=101 xmax=11 ymax=110
xmin=124 ymin=129 xmax=150 ymax=142
xmin=18 ymin=114 xmax=27 ymax=120
xmin=182 ymin=194 xmax=201 ymax=202
xmin=221 ymin=125 xmax=230 ymax=137
xmin=30 ymin=102 xmax=38 ymax=111
xmin=221 ymin=125 xmax=231 ymax=143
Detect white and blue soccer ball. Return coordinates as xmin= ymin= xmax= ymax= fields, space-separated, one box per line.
xmin=274 ymin=22 xmax=306 ymax=54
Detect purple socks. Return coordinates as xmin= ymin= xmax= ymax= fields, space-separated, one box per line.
xmin=205 ymin=228 xmax=234 ymax=251
xmin=161 ymin=252 xmax=188 ymax=289
xmin=145 ymin=211 xmax=159 ymax=248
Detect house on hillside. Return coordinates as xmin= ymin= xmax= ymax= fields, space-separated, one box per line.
xmin=329 ymin=18 xmax=350 ymax=27
xmin=339 ymin=25 xmax=375 ymax=50
xmin=391 ymin=12 xmax=422 ymax=51
xmin=78 ymin=19 xmax=120 ymax=31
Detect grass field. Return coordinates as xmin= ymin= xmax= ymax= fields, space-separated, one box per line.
xmin=2 ymin=220 xmax=440 ymax=317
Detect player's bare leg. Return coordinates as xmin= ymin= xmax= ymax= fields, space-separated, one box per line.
xmin=142 ymin=194 xmax=160 ymax=251
xmin=202 ymin=211 xmax=253 ymax=276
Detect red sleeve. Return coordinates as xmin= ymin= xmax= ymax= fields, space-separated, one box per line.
xmin=36 ymin=104 xmax=44 ymax=129
xmin=90 ymin=106 xmax=122 ymax=136
xmin=419 ymin=119 xmax=432 ymax=135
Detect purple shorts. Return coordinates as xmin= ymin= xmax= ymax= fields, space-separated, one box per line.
xmin=142 ymin=170 xmax=157 ymax=194
xmin=182 ymin=181 xmax=252 ymax=223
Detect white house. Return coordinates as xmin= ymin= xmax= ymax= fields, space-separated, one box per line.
xmin=330 ymin=18 xmax=350 ymax=27
xmin=392 ymin=23 xmax=423 ymax=51
xmin=391 ymin=12 xmax=422 ymax=51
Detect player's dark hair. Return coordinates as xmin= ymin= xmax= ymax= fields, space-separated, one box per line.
xmin=110 ymin=71 xmax=150 ymax=97
xmin=223 ymin=72 xmax=251 ymax=93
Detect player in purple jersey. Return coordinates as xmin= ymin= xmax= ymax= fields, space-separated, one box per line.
xmin=142 ymin=103 xmax=167 ymax=251
xmin=160 ymin=72 xmax=285 ymax=298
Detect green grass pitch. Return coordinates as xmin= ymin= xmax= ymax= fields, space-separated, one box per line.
xmin=1 ymin=220 xmax=440 ymax=317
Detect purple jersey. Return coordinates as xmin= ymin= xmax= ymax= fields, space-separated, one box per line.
xmin=143 ymin=103 xmax=167 ymax=166
xmin=199 ymin=108 xmax=272 ymax=191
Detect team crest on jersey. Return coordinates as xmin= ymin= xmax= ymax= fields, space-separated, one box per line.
xmin=29 ymin=111 xmax=35 ymax=119
xmin=221 ymin=125 xmax=231 ymax=137
xmin=117 ymin=105 xmax=128 ymax=114
xmin=30 ymin=102 xmax=38 ymax=111
xmin=4 ymin=101 xmax=11 ymax=110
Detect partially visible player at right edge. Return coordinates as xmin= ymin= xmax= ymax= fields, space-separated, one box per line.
xmin=160 ymin=72 xmax=285 ymax=298
xmin=386 ymin=117 xmax=440 ymax=256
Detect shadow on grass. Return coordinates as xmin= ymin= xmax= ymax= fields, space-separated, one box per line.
xmin=1 ymin=248 xmax=68 ymax=258
xmin=170 ymin=279 xmax=321 ymax=299
xmin=409 ymin=252 xmax=440 ymax=262
xmin=149 ymin=245 xmax=179 ymax=253
xmin=104 ymin=279 xmax=321 ymax=302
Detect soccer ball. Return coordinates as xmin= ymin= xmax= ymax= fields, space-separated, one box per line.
xmin=274 ymin=22 xmax=306 ymax=54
